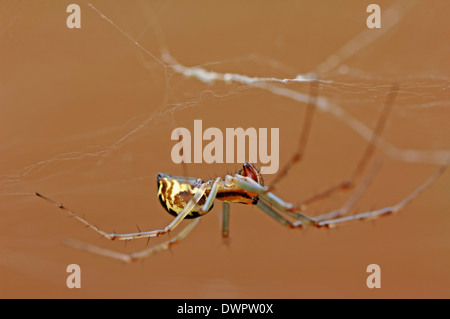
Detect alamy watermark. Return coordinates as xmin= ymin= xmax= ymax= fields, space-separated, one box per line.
xmin=171 ymin=120 xmax=279 ymax=174
xmin=66 ymin=264 xmax=81 ymax=288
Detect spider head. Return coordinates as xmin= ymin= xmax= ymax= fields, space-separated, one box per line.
xmin=239 ymin=162 xmax=264 ymax=186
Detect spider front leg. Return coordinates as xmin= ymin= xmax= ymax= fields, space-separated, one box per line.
xmin=314 ymin=159 xmax=382 ymax=222
xmin=267 ymin=80 xmax=319 ymax=192
xmin=257 ymin=200 xmax=303 ymax=229
xmin=233 ymin=163 xmax=447 ymax=229
xmin=231 ymin=174 xmax=318 ymax=226
xmin=256 ymin=161 xmax=380 ymax=228
xmin=35 ymin=178 xmax=222 ymax=242
xmin=284 ymin=84 xmax=399 ymax=212
xmin=316 ymin=164 xmax=447 ymax=228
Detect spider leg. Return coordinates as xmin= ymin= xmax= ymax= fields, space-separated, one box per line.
xmin=317 ymin=164 xmax=445 ymax=228
xmin=62 ymin=218 xmax=201 ymax=263
xmin=202 ymin=177 xmax=222 ymax=213
xmin=257 ymin=200 xmax=302 ymax=229
xmin=268 ymin=80 xmax=319 ymax=191
xmin=232 ymin=175 xmax=317 ymax=225
xmin=315 ymin=159 xmax=382 ymax=222
xmin=35 ymin=180 xmax=213 ymax=241
xmin=222 ymin=202 xmax=230 ymax=238
xmin=235 ymin=163 xmax=447 ymax=229
xmin=296 ymin=84 xmax=399 ymax=210
xmin=256 ymin=161 xmax=377 ymax=228
xmin=317 ymin=164 xmax=446 ymax=228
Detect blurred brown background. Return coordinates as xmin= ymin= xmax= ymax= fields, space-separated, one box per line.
xmin=1 ymin=0 xmax=449 ymax=298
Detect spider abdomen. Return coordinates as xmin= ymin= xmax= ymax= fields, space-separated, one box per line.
xmin=157 ymin=173 xmax=212 ymax=219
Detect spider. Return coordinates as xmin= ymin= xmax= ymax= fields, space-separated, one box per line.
xmin=36 ymin=84 xmax=447 ymax=262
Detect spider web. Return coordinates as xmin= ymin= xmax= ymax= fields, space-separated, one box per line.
xmin=1 ymin=0 xmax=449 ymax=207
xmin=2 ymin=0 xmax=450 ymax=299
